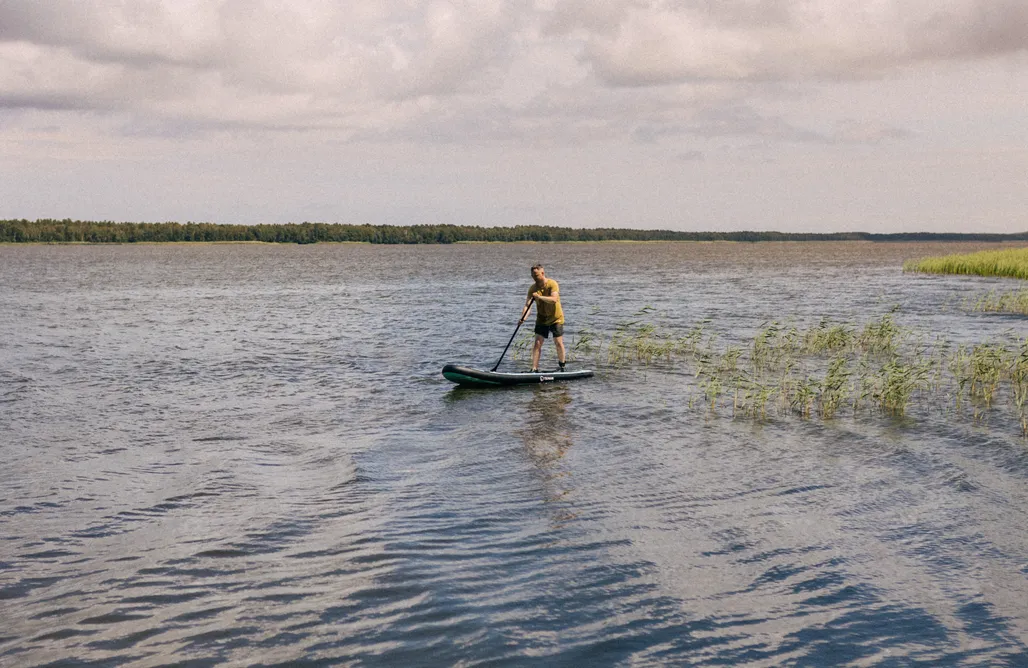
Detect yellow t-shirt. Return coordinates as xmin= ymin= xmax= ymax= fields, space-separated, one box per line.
xmin=528 ymin=278 xmax=564 ymax=326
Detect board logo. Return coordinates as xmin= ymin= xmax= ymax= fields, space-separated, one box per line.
xmin=539 ymin=376 xmax=554 ymax=382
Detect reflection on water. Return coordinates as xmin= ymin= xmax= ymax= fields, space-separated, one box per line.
xmin=516 ymin=385 xmax=576 ymax=522
xmin=518 ymin=385 xmax=574 ymax=467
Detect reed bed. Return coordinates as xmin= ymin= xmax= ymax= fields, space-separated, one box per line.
xmin=565 ymin=310 xmax=1028 ymax=436
xmin=967 ymin=289 xmax=1028 ymax=315
xmin=903 ymin=247 xmax=1028 ymax=280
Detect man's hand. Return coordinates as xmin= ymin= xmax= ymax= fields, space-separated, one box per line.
xmin=521 ymin=295 xmax=538 ymax=322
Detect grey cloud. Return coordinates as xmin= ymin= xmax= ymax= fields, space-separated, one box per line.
xmin=0 ymin=92 xmax=96 ymax=112
xmin=631 ymin=105 xmax=913 ymax=146
xmin=381 ymin=1 xmax=525 ymax=99
xmin=0 ymin=0 xmax=525 ymax=116
xmin=684 ymin=0 xmax=797 ymax=30
xmin=112 ymin=115 xmax=315 ymax=139
xmin=541 ymin=0 xmax=644 ymax=36
xmin=565 ymin=0 xmax=1028 ymax=85
xmin=0 ymin=1 xmax=225 ymax=69
xmin=910 ymin=2 xmax=1028 ymax=58
xmin=0 ymin=0 xmax=1021 ymax=145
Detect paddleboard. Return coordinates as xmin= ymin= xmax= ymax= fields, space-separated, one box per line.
xmin=442 ymin=363 xmax=594 ymax=387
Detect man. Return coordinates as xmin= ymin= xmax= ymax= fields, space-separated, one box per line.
xmin=521 ymin=264 xmax=566 ymax=373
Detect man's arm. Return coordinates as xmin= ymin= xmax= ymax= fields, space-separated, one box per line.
xmin=520 ymin=293 xmax=536 ymax=322
xmin=533 ymin=288 xmax=559 ymax=304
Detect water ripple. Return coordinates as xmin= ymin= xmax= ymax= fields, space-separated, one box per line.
xmin=2 ymin=243 xmax=1027 ymax=665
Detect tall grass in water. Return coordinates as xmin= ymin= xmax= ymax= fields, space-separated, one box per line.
xmin=752 ymin=322 xmax=799 ymax=371
xmin=804 ymin=320 xmax=854 ymax=354
xmin=576 ymin=309 xmax=1028 ymax=436
xmin=818 ymin=357 xmax=851 ymax=418
xmin=1012 ymin=341 xmax=1028 ymax=435
xmin=858 ymin=313 xmax=900 ymax=355
xmin=969 ymin=289 xmax=1028 ymax=315
xmin=904 ymin=247 xmax=1028 ymax=280
xmin=868 ymin=358 xmax=931 ymax=417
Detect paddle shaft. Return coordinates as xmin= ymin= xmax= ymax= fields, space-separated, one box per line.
xmin=491 ymin=298 xmax=534 ymax=372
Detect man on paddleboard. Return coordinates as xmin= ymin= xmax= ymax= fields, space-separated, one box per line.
xmin=521 ymin=264 xmax=566 ymax=373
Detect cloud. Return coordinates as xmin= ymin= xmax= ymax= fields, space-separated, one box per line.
xmin=568 ymin=0 xmax=1028 ymax=85
xmin=382 ymin=0 xmax=526 ymax=98
xmin=0 ymin=0 xmax=1025 ymax=144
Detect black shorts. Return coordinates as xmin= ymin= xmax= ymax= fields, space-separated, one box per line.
xmin=534 ymin=322 xmax=564 ymax=339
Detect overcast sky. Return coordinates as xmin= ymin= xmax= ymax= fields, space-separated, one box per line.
xmin=1 ymin=0 xmax=1026 ymax=232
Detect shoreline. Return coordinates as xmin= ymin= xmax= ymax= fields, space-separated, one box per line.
xmin=5 ymin=220 xmax=1028 ymax=246
xmin=3 ymin=239 xmax=1028 ymax=247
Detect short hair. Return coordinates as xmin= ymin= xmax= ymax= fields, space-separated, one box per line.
xmin=531 ymin=264 xmax=544 ymax=273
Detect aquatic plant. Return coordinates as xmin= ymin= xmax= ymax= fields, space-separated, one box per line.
xmin=904 ymin=247 xmax=1028 ymax=280
xmin=785 ymin=375 xmax=819 ymax=419
xmin=696 ymin=359 xmax=725 ymax=411
xmin=969 ymin=289 xmax=1028 ymax=315
xmin=571 ymin=328 xmax=596 ymax=355
xmin=1012 ymin=340 xmax=1028 ymax=435
xmin=720 ymin=346 xmax=742 ymax=374
xmin=510 ymin=330 xmax=535 ymax=362
xmin=968 ymin=344 xmax=1007 ymax=408
xmin=571 ymin=308 xmax=1028 ymax=436
xmin=877 ymin=358 xmax=930 ymax=416
xmin=804 ymin=319 xmax=854 ymax=355
xmin=858 ymin=312 xmax=901 ymax=355
xmin=733 ymin=377 xmax=777 ymax=421
xmin=817 ymin=357 xmax=851 ymax=419
xmin=752 ymin=322 xmax=799 ymax=371
xmin=675 ymin=322 xmax=709 ymax=358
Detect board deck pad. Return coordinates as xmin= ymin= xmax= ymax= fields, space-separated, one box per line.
xmin=442 ymin=364 xmax=594 ymax=387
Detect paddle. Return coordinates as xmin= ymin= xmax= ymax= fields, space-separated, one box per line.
xmin=491 ymin=297 xmax=534 ymax=372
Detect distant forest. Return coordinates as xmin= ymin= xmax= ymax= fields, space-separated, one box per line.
xmin=3 ymin=219 xmax=1027 ymax=244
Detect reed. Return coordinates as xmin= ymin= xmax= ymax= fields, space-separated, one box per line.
xmin=752 ymin=322 xmax=799 ymax=371
xmin=858 ymin=312 xmax=901 ymax=355
xmin=875 ymin=358 xmax=930 ymax=416
xmin=696 ymin=354 xmax=726 ymax=411
xmin=970 ymin=289 xmax=1028 ymax=315
xmin=803 ymin=319 xmax=854 ymax=354
xmin=904 ymin=247 xmax=1028 ymax=280
xmin=565 ymin=307 xmax=1028 ymax=436
xmin=1012 ymin=341 xmax=1028 ymax=436
xmin=968 ymin=344 xmax=1007 ymax=407
xmin=785 ymin=375 xmax=819 ymax=419
xmin=746 ymin=382 xmax=778 ymax=421
xmin=727 ymin=372 xmax=773 ymax=419
xmin=569 ymin=328 xmax=596 ymax=359
xmin=817 ymin=356 xmax=851 ymax=419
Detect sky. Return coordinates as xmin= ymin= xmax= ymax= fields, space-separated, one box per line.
xmin=1 ymin=0 xmax=1026 ymax=233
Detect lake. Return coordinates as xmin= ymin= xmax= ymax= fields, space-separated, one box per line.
xmin=2 ymin=242 xmax=1027 ymax=666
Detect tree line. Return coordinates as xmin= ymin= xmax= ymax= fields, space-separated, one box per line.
xmin=2 ymin=219 xmax=1026 ymax=244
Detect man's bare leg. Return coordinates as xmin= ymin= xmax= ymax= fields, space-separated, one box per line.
xmin=531 ymin=335 xmax=545 ymax=371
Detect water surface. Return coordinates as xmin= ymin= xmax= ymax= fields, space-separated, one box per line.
xmin=2 ymin=242 xmax=1027 ymax=666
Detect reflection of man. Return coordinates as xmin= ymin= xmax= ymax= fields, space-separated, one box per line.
xmin=521 ymin=264 xmax=566 ymax=373
xmin=521 ymin=386 xmax=573 ymax=466
xmin=516 ymin=385 xmax=575 ymax=520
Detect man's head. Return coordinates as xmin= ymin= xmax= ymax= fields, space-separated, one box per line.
xmin=531 ymin=264 xmax=545 ymax=282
